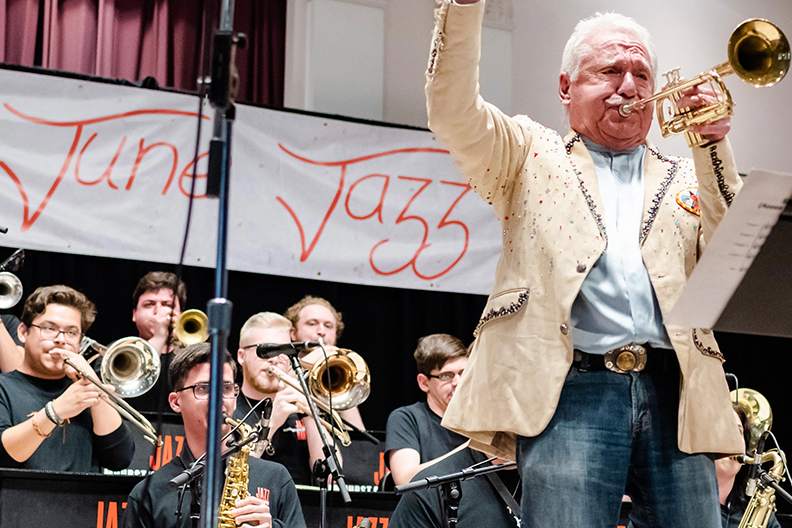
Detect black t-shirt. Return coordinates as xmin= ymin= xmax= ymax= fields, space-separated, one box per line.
xmin=124 ymin=351 xmax=175 ymax=415
xmin=1 ymin=314 xmax=23 ymax=346
xmin=0 ymin=370 xmax=135 ymax=471
xmin=385 ymin=401 xmax=468 ymax=467
xmin=389 ymin=449 xmax=518 ymax=528
xmin=234 ymin=392 xmax=314 ymax=485
xmin=124 ymin=446 xmax=307 ymax=528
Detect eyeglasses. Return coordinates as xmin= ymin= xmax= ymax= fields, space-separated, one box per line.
xmin=427 ymin=370 xmax=464 ymax=382
xmin=176 ymin=382 xmax=240 ymax=400
xmin=29 ymin=323 xmax=83 ymax=342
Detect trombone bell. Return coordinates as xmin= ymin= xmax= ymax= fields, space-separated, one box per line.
xmin=305 ymin=347 xmax=371 ymax=411
xmin=0 ymin=272 xmax=23 ymax=310
xmin=101 ymin=337 xmax=161 ymax=398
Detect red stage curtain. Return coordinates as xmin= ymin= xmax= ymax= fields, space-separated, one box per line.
xmin=0 ymin=0 xmax=285 ymax=106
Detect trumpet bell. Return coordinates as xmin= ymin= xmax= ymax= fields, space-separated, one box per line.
xmin=306 ymin=347 xmax=370 ymax=411
xmin=731 ymin=387 xmax=773 ymax=453
xmin=729 ymin=19 xmax=790 ymax=87
xmin=174 ymin=309 xmax=209 ymax=346
xmin=101 ymin=337 xmax=161 ymax=398
xmin=0 ymin=271 xmax=23 ymax=309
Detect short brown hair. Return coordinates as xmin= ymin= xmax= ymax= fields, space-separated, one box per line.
xmin=21 ymin=285 xmax=96 ymax=332
xmin=133 ymin=271 xmax=187 ymax=310
xmin=169 ymin=342 xmax=237 ymax=391
xmin=414 ymin=334 xmax=468 ymax=376
xmin=283 ymin=295 xmax=344 ymax=340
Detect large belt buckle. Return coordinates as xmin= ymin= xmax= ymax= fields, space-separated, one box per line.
xmin=603 ymin=344 xmax=647 ymax=374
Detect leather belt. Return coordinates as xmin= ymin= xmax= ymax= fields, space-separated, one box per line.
xmin=573 ymin=344 xmax=675 ymax=374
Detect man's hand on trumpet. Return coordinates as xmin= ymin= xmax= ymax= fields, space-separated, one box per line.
xmin=674 ymin=84 xmax=732 ymax=144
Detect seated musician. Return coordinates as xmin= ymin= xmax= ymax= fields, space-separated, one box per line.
xmin=124 ymin=342 xmax=306 ymax=528
xmin=387 ymin=334 xmax=517 ymax=527
xmin=126 ymin=271 xmax=186 ymax=413
xmin=1 ymin=313 xmax=25 ymax=372
xmin=234 ymin=312 xmax=331 ymax=485
xmin=0 ymin=285 xmax=134 ymax=471
xmin=717 ymin=404 xmax=781 ymax=528
xmin=284 ymin=295 xmax=365 ymax=430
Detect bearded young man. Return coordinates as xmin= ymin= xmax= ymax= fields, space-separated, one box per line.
xmin=234 ymin=312 xmax=328 ymax=485
xmin=427 ymin=2 xmax=744 ymax=527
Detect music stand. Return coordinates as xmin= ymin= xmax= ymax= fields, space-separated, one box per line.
xmin=667 ymin=169 xmax=792 ymax=337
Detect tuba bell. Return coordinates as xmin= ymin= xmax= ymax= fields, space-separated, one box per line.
xmin=619 ymin=18 xmax=790 ymax=147
xmin=302 ymin=347 xmax=371 ymax=411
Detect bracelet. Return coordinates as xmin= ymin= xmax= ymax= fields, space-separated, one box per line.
xmin=44 ymin=401 xmax=66 ymax=427
xmin=28 ymin=412 xmax=51 ymax=439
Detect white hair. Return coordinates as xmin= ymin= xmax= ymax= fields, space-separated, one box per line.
xmin=561 ymin=13 xmax=658 ymax=85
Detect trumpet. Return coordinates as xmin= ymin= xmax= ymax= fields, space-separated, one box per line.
xmin=619 ymin=18 xmax=790 ymax=147
xmin=173 ymin=309 xmax=209 ymax=346
xmin=70 ymin=336 xmax=162 ymax=446
xmin=266 ymin=365 xmax=351 ymax=446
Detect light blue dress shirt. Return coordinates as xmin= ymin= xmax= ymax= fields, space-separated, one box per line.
xmin=570 ymin=138 xmax=672 ymax=354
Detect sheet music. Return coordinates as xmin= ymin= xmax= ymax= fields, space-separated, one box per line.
xmin=666 ymin=170 xmax=792 ymax=329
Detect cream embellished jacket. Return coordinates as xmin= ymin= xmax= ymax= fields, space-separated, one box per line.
xmin=426 ymin=0 xmax=745 ymax=460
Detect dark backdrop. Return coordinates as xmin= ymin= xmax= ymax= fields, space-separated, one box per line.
xmin=2 ymin=246 xmax=790 ymax=469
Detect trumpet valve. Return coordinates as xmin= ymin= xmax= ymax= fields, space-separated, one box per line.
xmin=663 ymin=67 xmax=683 ymax=85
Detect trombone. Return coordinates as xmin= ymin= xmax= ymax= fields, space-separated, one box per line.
xmin=266 ymin=365 xmax=352 ymax=446
xmin=0 ymin=249 xmax=25 ymax=309
xmin=67 ymin=336 xmax=163 ymax=446
xmin=619 ymin=19 xmax=790 ymax=147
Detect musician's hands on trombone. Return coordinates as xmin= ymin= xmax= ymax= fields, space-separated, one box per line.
xmin=50 ymin=348 xmax=124 ymax=434
xmin=674 ymin=84 xmax=731 ymax=144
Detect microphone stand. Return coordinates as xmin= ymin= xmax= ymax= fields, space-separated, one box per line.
xmin=201 ymin=0 xmax=246 ymax=525
xmin=286 ymin=352 xmax=351 ymax=528
xmin=395 ymin=461 xmax=516 ymax=528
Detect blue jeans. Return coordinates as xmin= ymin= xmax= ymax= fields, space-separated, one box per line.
xmin=516 ymin=361 xmax=721 ymax=528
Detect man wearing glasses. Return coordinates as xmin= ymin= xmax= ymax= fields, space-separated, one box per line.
xmin=124 ymin=342 xmax=305 ymax=528
xmin=385 ymin=334 xmax=470 ymax=486
xmin=0 ymin=285 xmax=135 ymax=471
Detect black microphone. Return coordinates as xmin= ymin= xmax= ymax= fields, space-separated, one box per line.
xmin=169 ymin=458 xmax=206 ymax=489
xmin=258 ymin=398 xmax=273 ymax=442
xmin=746 ymin=432 xmax=768 ymax=496
xmin=255 ymin=341 xmax=321 ymax=360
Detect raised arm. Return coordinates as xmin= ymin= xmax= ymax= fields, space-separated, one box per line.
xmin=425 ymin=0 xmax=531 ymax=208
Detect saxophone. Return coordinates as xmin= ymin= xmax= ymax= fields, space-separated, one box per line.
xmin=218 ymin=416 xmax=256 ymax=528
xmin=738 ymin=449 xmax=787 ymax=528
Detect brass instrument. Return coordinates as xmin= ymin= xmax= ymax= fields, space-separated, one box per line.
xmin=0 ymin=272 xmax=23 ymax=309
xmin=738 ymin=450 xmax=787 ymax=528
xmin=733 ymin=388 xmax=773 ymax=452
xmin=218 ymin=416 xmax=254 ymax=528
xmin=267 ymin=365 xmax=352 ymax=446
xmin=70 ymin=336 xmax=162 ymax=446
xmin=173 ymin=309 xmax=209 ymax=346
xmin=301 ymin=347 xmax=371 ymax=411
xmin=730 ymin=388 xmax=786 ymax=528
xmin=619 ymin=19 xmax=790 ymax=147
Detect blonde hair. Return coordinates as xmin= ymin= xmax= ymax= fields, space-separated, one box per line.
xmin=240 ymin=312 xmax=292 ymax=344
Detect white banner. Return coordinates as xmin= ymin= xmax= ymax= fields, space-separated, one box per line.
xmin=0 ymin=68 xmax=501 ymax=295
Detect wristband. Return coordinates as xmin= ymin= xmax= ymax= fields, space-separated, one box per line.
xmin=28 ymin=412 xmax=51 ymax=438
xmin=44 ymin=401 xmax=66 ymax=427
